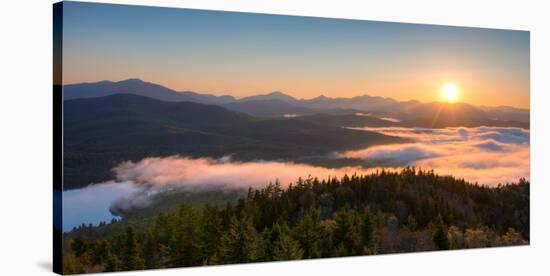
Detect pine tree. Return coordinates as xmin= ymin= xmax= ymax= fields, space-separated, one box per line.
xmin=219 ymin=213 xmax=264 ymax=263
xmin=333 ymin=206 xmax=362 ymax=255
xmin=318 ymin=219 xmax=336 ymax=257
xmin=122 ymin=226 xmax=144 ymax=270
xmin=263 ymin=221 xmax=282 ymax=260
xmin=90 ymin=240 xmax=109 ymax=265
xmin=143 ymin=231 xmax=159 ymax=269
xmin=199 ymin=204 xmax=223 ymax=264
xmin=433 ymin=214 xmax=450 ymax=250
xmin=293 ymin=207 xmax=322 ymax=258
xmin=171 ymin=204 xmax=202 ymax=266
xmin=362 ymin=208 xmax=374 ymax=249
xmin=270 ymin=222 xmax=303 ymax=261
xmin=63 ymin=253 xmax=84 ymax=274
xmin=71 ymin=238 xmax=87 ymax=257
xmin=104 ymin=251 xmax=122 ymax=272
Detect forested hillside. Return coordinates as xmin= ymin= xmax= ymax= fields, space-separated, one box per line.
xmin=63 ymin=168 xmax=529 ymax=273
xmin=63 ymin=94 xmax=406 ymax=189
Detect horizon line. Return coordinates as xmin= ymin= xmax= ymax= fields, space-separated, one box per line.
xmin=63 ymin=77 xmax=530 ymax=110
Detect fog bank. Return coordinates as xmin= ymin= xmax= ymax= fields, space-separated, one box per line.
xmin=340 ymin=126 xmax=529 ymax=186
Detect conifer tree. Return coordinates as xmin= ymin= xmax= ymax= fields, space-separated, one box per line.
xmin=63 ymin=253 xmax=84 ymax=274
xmin=170 ymin=204 xmax=202 ymax=267
xmin=122 ymin=226 xmax=144 ymax=270
xmin=293 ymin=207 xmax=322 ymax=258
xmin=143 ymin=231 xmax=159 ymax=269
xmin=199 ymin=204 xmax=223 ymax=264
xmin=333 ymin=206 xmax=363 ymax=255
xmin=219 ymin=213 xmax=264 ymax=263
xmin=71 ymin=238 xmax=87 ymax=257
xmin=433 ymin=214 xmax=450 ymax=250
xmin=270 ymin=222 xmax=303 ymax=261
xmin=362 ymin=208 xmax=374 ymax=249
xmin=104 ymin=251 xmax=122 ymax=272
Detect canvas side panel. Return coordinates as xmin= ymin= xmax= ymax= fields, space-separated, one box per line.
xmin=53 ymin=2 xmax=63 ymax=274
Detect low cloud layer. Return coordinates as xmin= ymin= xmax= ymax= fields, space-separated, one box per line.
xmin=64 ymin=126 xmax=529 ymax=231
xmin=63 ymin=157 xmax=380 ymax=225
xmin=339 ymin=126 xmax=529 ymax=186
xmin=113 ymin=156 xmax=371 ymax=190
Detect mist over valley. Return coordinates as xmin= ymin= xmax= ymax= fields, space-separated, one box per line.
xmin=61 ymin=79 xmax=530 ymax=231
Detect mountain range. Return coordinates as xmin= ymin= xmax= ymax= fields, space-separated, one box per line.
xmin=63 ymin=78 xmax=236 ymax=105
xmin=63 ymin=79 xmax=529 ymax=128
xmin=62 ymin=79 xmax=529 ymax=189
xmin=63 ymin=94 xmax=406 ymax=189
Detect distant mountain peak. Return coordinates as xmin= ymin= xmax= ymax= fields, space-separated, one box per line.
xmin=63 ymin=78 xmax=234 ymax=105
xmin=239 ymin=91 xmax=297 ymax=103
xmin=313 ymin=95 xmax=330 ymax=100
xmin=265 ymin=91 xmax=295 ymax=99
xmin=120 ymin=78 xmax=144 ymax=82
xmin=354 ymin=94 xmax=396 ymax=102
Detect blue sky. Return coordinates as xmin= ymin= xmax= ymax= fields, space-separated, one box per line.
xmin=62 ymin=1 xmax=529 ymax=107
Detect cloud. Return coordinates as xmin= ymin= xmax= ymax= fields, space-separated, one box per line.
xmin=106 ymin=126 xmax=529 ymax=216
xmin=379 ymin=117 xmax=401 ymax=122
xmin=339 ymin=126 xmax=529 ymax=186
xmin=99 ymin=156 xmax=389 ymax=216
xmin=471 ymin=140 xmax=504 ymax=151
xmin=113 ymin=156 xmax=371 ymax=190
xmin=354 ymin=113 xmax=401 ymax=122
xmin=341 ymin=143 xmax=442 ymax=163
xmin=64 ymin=126 xmax=529 ymax=230
xmin=66 ymin=157 xmax=391 ymax=229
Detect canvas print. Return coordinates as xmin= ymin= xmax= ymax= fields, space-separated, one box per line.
xmin=53 ymin=1 xmax=530 ymax=274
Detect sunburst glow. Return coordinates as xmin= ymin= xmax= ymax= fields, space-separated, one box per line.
xmin=441 ymin=82 xmax=459 ymax=102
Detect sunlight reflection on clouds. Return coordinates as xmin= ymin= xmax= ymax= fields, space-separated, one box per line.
xmin=340 ymin=126 xmax=529 ymax=186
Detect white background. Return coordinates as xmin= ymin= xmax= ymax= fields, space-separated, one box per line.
xmin=1 ymin=0 xmax=549 ymax=275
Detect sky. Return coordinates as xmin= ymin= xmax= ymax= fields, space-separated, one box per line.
xmin=62 ymin=2 xmax=530 ymax=108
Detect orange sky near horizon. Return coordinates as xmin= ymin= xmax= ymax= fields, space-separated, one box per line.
xmin=62 ymin=2 xmax=530 ymax=109
xmin=66 ymin=73 xmax=529 ymax=109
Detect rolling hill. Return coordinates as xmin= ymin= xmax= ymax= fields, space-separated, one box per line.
xmin=63 ymin=94 xmax=407 ymax=189
xmin=223 ymin=99 xmax=313 ymax=118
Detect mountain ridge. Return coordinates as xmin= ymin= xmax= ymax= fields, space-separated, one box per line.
xmin=63 ymin=79 xmax=529 ymax=125
xmin=63 ymin=94 xmax=408 ymax=189
xmin=63 ymin=78 xmax=527 ymax=110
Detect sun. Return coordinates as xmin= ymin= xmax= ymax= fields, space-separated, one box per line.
xmin=441 ymin=82 xmax=459 ymax=103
